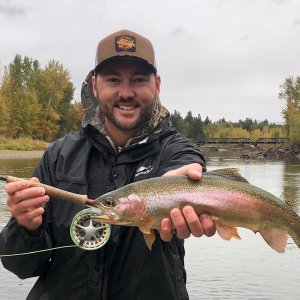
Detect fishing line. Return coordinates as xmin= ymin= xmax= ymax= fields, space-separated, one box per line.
xmin=0 ymin=245 xmax=77 ymax=258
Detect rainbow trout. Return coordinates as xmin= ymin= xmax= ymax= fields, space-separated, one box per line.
xmin=93 ymin=168 xmax=300 ymax=252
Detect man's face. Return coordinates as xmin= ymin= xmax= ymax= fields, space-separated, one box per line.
xmin=92 ymin=60 xmax=161 ymax=137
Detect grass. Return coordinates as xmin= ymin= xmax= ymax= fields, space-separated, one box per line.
xmin=0 ymin=136 xmax=49 ymax=151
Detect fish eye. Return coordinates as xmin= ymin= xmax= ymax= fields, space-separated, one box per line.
xmin=103 ymin=197 xmax=116 ymax=207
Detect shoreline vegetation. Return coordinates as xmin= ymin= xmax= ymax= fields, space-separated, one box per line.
xmin=0 ymin=136 xmax=49 ymax=151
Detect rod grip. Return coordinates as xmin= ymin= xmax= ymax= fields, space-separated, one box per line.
xmin=1 ymin=175 xmax=95 ymax=207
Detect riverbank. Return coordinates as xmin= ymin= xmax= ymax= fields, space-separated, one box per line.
xmin=0 ymin=144 xmax=299 ymax=161
xmin=201 ymin=143 xmax=300 ymax=160
xmin=0 ymin=150 xmax=45 ymax=160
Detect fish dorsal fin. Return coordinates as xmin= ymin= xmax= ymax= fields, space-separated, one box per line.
xmin=207 ymin=168 xmax=249 ymax=183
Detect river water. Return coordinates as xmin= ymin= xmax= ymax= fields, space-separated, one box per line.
xmin=0 ymin=156 xmax=300 ymax=299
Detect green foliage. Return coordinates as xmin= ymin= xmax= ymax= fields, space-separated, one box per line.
xmin=279 ymin=76 xmax=300 ymax=144
xmin=0 ymin=135 xmax=48 ymax=150
xmin=170 ymin=110 xmax=189 ymax=136
xmin=0 ymin=55 xmax=77 ymax=142
xmin=184 ymin=111 xmax=205 ymax=140
xmin=0 ymin=72 xmax=11 ymax=134
xmin=67 ymin=101 xmax=83 ymax=132
xmin=0 ymin=55 xmax=42 ymax=138
xmin=171 ymin=112 xmax=285 ymax=141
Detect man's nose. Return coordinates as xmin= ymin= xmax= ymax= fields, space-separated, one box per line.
xmin=118 ymin=82 xmax=134 ymax=99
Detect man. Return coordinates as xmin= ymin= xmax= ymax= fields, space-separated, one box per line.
xmin=0 ymin=29 xmax=215 ymax=299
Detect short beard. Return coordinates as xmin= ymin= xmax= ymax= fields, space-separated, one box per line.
xmin=96 ymin=94 xmax=157 ymax=132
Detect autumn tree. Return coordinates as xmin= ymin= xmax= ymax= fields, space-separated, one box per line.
xmin=64 ymin=101 xmax=83 ymax=132
xmin=279 ymin=76 xmax=300 ymax=144
xmin=0 ymin=70 xmax=11 ymax=135
xmin=0 ymin=55 xmax=75 ymax=141
xmin=34 ymin=60 xmax=74 ymax=141
xmin=0 ymin=55 xmax=42 ymax=137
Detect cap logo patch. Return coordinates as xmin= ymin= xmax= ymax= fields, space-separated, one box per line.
xmin=115 ymin=35 xmax=136 ymax=52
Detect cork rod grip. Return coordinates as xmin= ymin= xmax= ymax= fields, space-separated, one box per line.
xmin=0 ymin=175 xmax=95 ymax=207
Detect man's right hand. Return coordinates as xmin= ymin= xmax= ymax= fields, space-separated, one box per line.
xmin=5 ymin=178 xmax=49 ymax=232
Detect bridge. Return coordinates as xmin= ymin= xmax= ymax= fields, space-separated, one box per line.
xmin=194 ymin=137 xmax=286 ymax=145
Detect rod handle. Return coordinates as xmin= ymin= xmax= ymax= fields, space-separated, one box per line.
xmin=0 ymin=175 xmax=95 ymax=207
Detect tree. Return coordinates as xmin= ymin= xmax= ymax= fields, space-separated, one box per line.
xmin=0 ymin=69 xmax=11 ymax=135
xmin=189 ymin=114 xmax=204 ymax=141
xmin=0 ymin=55 xmax=42 ymax=137
xmin=170 ymin=110 xmax=189 ymax=136
xmin=279 ymin=76 xmax=300 ymax=144
xmin=184 ymin=111 xmax=193 ymax=138
xmin=55 ymin=82 xmax=75 ymax=138
xmin=34 ymin=60 xmax=74 ymax=141
xmin=0 ymin=55 xmax=75 ymax=141
xmin=66 ymin=101 xmax=83 ymax=132
xmin=203 ymin=116 xmax=211 ymax=126
xmin=238 ymin=118 xmax=255 ymax=131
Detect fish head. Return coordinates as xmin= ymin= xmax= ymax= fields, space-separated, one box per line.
xmin=93 ymin=193 xmax=146 ymax=226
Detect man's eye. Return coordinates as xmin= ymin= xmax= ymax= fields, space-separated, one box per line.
xmin=107 ymin=77 xmax=120 ymax=84
xmin=133 ymin=77 xmax=149 ymax=84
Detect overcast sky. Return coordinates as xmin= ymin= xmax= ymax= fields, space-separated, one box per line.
xmin=1 ymin=0 xmax=300 ymax=123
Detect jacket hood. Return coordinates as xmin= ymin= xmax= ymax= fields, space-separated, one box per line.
xmin=81 ymin=70 xmax=171 ymax=146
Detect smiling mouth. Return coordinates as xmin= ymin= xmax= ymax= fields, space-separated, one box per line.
xmin=118 ymin=105 xmax=136 ymax=110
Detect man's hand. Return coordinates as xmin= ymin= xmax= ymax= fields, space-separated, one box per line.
xmin=5 ymin=178 xmax=49 ymax=232
xmin=160 ymin=163 xmax=216 ymax=241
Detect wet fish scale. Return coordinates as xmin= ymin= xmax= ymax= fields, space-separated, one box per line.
xmin=94 ymin=168 xmax=300 ymax=252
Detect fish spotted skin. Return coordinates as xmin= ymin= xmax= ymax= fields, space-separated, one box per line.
xmin=94 ymin=168 xmax=300 ymax=252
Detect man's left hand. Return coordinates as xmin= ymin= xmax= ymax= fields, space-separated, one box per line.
xmin=160 ymin=163 xmax=216 ymax=241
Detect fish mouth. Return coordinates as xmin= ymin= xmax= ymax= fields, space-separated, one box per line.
xmin=91 ymin=214 xmax=132 ymax=226
xmin=91 ymin=206 xmax=132 ymax=225
xmin=92 ymin=214 xmax=116 ymax=224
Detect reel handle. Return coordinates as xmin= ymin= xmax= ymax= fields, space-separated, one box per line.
xmin=0 ymin=175 xmax=96 ymax=207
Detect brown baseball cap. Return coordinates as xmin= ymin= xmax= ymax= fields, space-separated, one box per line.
xmin=94 ymin=29 xmax=157 ymax=74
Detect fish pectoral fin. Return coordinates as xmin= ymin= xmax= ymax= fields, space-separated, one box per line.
xmin=143 ymin=230 xmax=156 ymax=251
xmin=260 ymin=228 xmax=288 ymax=253
xmin=139 ymin=219 xmax=156 ymax=250
xmin=215 ymin=220 xmax=241 ymax=240
xmin=138 ymin=218 xmax=153 ymax=235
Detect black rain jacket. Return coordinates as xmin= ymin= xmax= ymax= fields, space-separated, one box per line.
xmin=0 ymin=124 xmax=205 ymax=300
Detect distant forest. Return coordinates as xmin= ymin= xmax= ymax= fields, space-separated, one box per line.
xmin=170 ymin=111 xmax=284 ymax=142
xmin=0 ymin=55 xmax=299 ymax=144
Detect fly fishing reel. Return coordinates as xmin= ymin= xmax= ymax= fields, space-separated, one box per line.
xmin=70 ymin=208 xmax=111 ymax=250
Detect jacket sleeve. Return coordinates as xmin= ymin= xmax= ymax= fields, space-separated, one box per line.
xmin=0 ymin=144 xmax=59 ymax=279
xmin=156 ymin=131 xmax=206 ymax=176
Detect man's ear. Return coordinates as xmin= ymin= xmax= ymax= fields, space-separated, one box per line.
xmin=92 ymin=75 xmax=97 ymax=97
xmin=155 ymin=74 xmax=161 ymax=94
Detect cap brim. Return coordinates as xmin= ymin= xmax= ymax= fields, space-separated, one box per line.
xmin=94 ymin=56 xmax=157 ymax=74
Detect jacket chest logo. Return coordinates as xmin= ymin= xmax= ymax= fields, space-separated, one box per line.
xmin=135 ymin=165 xmax=153 ymax=177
